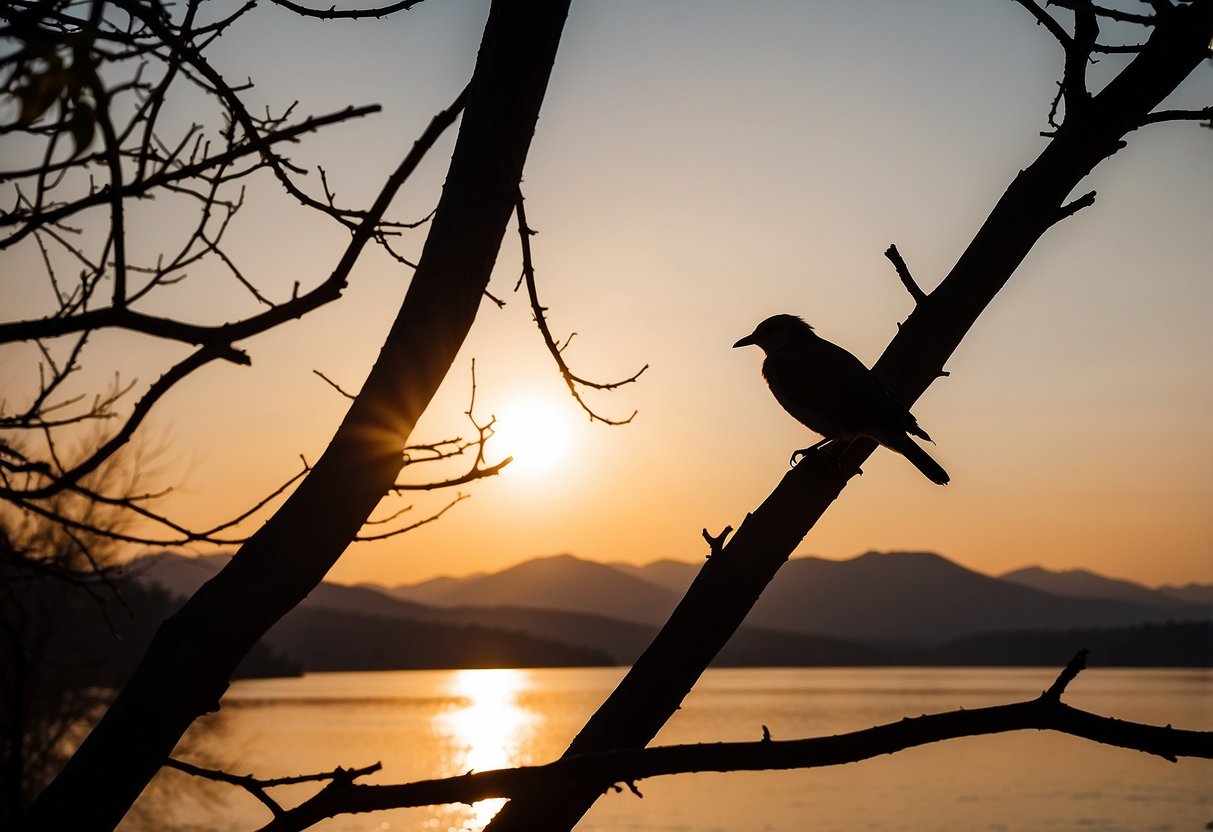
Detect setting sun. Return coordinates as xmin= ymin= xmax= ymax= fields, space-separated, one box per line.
xmin=490 ymin=398 xmax=573 ymax=476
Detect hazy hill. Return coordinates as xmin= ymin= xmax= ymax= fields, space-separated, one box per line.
xmin=608 ymin=559 xmax=699 ymax=593
xmin=420 ymin=604 xmax=893 ymax=666
xmin=129 ymin=553 xmax=614 ymax=669
xmin=128 ymin=551 xmax=439 ymax=619
xmin=130 ymin=550 xmax=1210 ymax=670
xmin=381 ymin=553 xmax=683 ymax=625
xmin=1157 ymin=583 xmax=1213 ymax=606
xmin=386 ymin=551 xmax=1206 ymax=646
xmin=741 ymin=551 xmax=1198 ymax=643
xmin=130 ymin=552 xmax=884 ymax=667
xmin=266 ymin=605 xmax=612 ymax=670
xmin=606 ymin=557 xmax=1212 ymax=620
xmin=999 ymin=565 xmax=1200 ymax=610
xmin=120 ymin=550 xmax=231 ymax=597
xmin=363 ymin=573 xmax=478 ymax=603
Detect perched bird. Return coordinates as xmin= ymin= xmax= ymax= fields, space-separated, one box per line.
xmin=733 ymin=314 xmax=949 ymax=485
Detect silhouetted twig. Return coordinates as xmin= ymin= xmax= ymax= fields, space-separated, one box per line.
xmin=2 ymin=15 xmax=468 ymax=555
xmin=1139 ymin=106 xmax=1213 ymax=127
xmin=1043 ymin=648 xmax=1088 ymax=701
xmin=163 ymin=758 xmax=383 ymax=819
xmin=267 ymin=0 xmax=425 ymax=20
xmin=389 ymin=359 xmax=512 ymax=492
xmin=312 ymin=370 xmax=357 ymax=400
xmin=701 ymin=525 xmax=733 ymax=558
xmin=1055 ymin=190 xmax=1097 ymax=223
xmin=353 ymin=494 xmax=468 ymax=542
xmin=1047 ymin=0 xmax=1155 ymax=26
xmin=513 ymin=189 xmax=647 ymax=425
xmin=883 ymin=244 xmax=927 ymax=304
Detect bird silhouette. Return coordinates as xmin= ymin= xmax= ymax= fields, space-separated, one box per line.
xmin=734 ymin=314 xmax=949 ymax=485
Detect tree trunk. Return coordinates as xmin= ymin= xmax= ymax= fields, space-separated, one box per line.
xmin=24 ymin=2 xmax=571 ymax=829
xmin=483 ymin=4 xmax=1213 ymax=831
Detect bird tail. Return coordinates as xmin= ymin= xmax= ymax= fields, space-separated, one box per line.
xmin=891 ymin=435 xmax=949 ymax=485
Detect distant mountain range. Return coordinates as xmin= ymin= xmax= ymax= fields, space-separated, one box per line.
xmin=374 ymin=551 xmax=1211 ymax=644
xmin=999 ymin=565 xmax=1213 ymax=607
xmin=371 ymin=555 xmax=686 ymax=625
xmin=127 ymin=551 xmax=1212 ymax=674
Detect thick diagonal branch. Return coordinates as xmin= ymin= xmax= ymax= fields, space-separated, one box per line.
xmin=484 ymin=4 xmax=1213 ymax=831
xmin=24 ymin=3 xmax=572 ymax=829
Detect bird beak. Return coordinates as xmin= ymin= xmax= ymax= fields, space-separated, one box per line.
xmin=732 ymin=333 xmax=756 ymax=349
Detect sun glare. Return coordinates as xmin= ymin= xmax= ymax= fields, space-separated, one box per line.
xmin=436 ymin=669 xmax=536 ymax=830
xmin=491 ymin=398 xmax=572 ymax=476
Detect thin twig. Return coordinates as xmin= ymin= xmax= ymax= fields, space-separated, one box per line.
xmin=513 ymin=189 xmax=647 ymax=425
xmin=353 ymin=493 xmax=468 ymax=542
xmin=1054 ymin=190 xmax=1096 ymax=223
xmin=883 ymin=244 xmax=927 ymax=304
xmin=313 ymin=370 xmax=357 ymax=400
xmin=267 ymin=0 xmax=425 ymax=20
xmin=700 ymin=525 xmax=733 ymax=559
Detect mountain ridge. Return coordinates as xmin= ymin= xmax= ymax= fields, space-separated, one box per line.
xmin=127 ymin=550 xmax=1211 ymax=672
xmin=377 ymin=550 xmax=1210 ymax=643
xmin=999 ymin=565 xmax=1197 ymax=609
xmin=377 ymin=553 xmax=683 ymax=625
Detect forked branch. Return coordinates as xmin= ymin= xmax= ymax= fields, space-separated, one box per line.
xmin=324 ymin=361 xmax=514 ymax=540
xmin=163 ymin=759 xmax=384 ymax=820
xmin=2 ymin=78 xmax=469 ymax=552
xmin=389 ymin=359 xmax=512 ymax=491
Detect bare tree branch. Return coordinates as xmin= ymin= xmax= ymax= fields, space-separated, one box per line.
xmin=1054 ymin=189 xmax=1097 ymax=223
xmin=163 ymin=758 xmax=384 ymax=820
xmin=0 ymin=96 xmax=459 ymax=349
xmin=2 ymin=68 xmax=468 ymax=552
xmin=1012 ymin=0 xmax=1071 ymax=45
xmin=312 ymin=369 xmax=357 ymax=400
xmin=0 ymin=106 xmax=383 ymax=248
xmin=700 ymin=525 xmax=732 ymax=558
xmin=1139 ymin=106 xmax=1213 ymax=126
xmin=883 ymin=244 xmax=927 ymax=303
xmin=513 ymin=189 xmax=647 ymax=425
xmin=267 ymin=0 xmax=426 ymax=20
xmin=353 ymin=493 xmax=468 ymax=542
xmin=390 ymin=359 xmax=512 ymax=491
xmin=163 ymin=656 xmax=1212 ymax=832
xmin=1047 ymin=0 xmax=1156 ymax=25
xmin=22 ymin=5 xmax=574 ymax=822
xmin=482 ymin=6 xmax=1213 ymax=831
xmin=6 ymin=459 xmax=310 ymax=547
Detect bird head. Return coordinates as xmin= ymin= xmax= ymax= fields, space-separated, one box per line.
xmin=732 ymin=314 xmax=814 ymax=352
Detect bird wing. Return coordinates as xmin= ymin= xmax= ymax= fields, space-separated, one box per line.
xmin=764 ymin=338 xmax=924 ymax=442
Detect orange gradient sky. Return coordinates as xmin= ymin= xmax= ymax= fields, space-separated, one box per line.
xmin=4 ymin=1 xmax=1211 ymax=588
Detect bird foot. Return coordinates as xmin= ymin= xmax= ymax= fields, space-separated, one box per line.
xmin=789 ymin=440 xmax=832 ymax=468
xmin=789 ymin=440 xmax=864 ymax=478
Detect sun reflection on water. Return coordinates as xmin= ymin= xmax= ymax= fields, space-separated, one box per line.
xmin=435 ymin=668 xmax=536 ymax=831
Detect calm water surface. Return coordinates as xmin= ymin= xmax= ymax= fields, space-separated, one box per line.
xmin=121 ymin=667 xmax=1212 ymax=832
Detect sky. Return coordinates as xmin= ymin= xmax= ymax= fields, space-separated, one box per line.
xmin=4 ymin=1 xmax=1212 ymax=588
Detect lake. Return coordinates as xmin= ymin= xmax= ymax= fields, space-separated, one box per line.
xmin=120 ymin=667 xmax=1212 ymax=831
